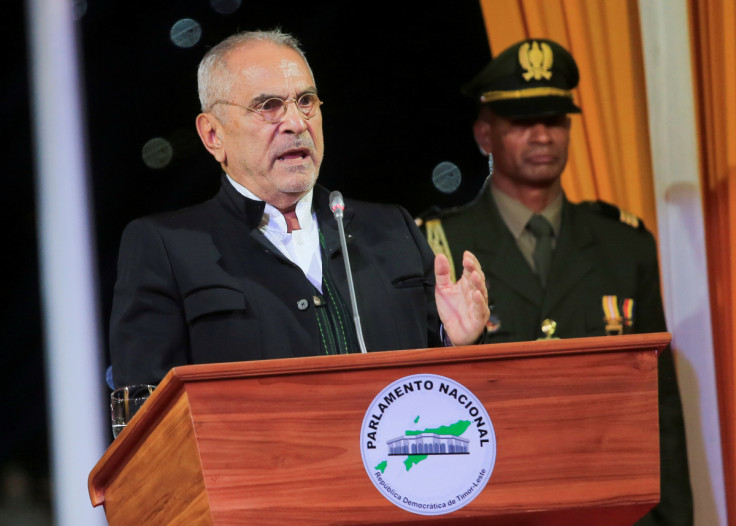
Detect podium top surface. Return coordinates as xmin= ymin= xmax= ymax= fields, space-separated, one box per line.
xmin=167 ymin=332 xmax=670 ymax=384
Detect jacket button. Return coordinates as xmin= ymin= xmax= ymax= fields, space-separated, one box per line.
xmin=297 ymin=299 xmax=309 ymax=311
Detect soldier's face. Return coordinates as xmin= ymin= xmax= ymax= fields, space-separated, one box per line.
xmin=475 ymin=110 xmax=570 ymax=189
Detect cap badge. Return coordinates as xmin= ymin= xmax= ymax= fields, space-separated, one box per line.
xmin=519 ymin=41 xmax=554 ymax=82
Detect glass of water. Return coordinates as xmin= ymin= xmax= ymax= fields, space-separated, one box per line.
xmin=110 ymin=384 xmax=155 ymax=438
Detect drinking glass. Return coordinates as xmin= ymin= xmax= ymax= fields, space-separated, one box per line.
xmin=110 ymin=384 xmax=155 ymax=438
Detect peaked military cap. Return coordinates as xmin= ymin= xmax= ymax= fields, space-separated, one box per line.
xmin=463 ymin=38 xmax=581 ymax=118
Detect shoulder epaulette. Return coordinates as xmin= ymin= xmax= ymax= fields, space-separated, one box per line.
xmin=581 ymin=200 xmax=645 ymax=230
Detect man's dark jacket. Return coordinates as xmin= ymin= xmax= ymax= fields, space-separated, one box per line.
xmin=428 ymin=184 xmax=693 ymax=526
xmin=110 ymin=178 xmax=441 ymax=387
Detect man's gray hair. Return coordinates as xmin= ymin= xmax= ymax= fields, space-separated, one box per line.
xmin=197 ymin=29 xmax=309 ymax=114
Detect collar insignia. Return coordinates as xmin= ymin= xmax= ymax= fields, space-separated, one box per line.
xmin=519 ymin=41 xmax=554 ymax=82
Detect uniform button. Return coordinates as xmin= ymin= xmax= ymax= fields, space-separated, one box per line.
xmin=297 ymin=299 xmax=309 ymax=311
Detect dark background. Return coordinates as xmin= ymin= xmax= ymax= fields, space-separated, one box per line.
xmin=2 ymin=0 xmax=491 ymax=514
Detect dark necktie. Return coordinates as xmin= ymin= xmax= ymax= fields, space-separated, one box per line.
xmin=526 ymin=214 xmax=554 ymax=287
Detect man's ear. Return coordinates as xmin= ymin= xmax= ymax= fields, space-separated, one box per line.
xmin=472 ymin=117 xmax=493 ymax=157
xmin=196 ymin=113 xmax=227 ymax=163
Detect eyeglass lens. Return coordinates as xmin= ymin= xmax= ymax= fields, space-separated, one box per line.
xmin=258 ymin=93 xmax=320 ymax=122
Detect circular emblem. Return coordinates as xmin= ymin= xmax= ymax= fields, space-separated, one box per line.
xmin=360 ymin=374 xmax=496 ymax=515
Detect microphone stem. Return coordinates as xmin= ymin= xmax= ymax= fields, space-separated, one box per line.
xmin=335 ymin=215 xmax=368 ymax=354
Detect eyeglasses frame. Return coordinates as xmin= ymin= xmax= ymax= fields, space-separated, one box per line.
xmin=209 ymin=93 xmax=323 ymax=123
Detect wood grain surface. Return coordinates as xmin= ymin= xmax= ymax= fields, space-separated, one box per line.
xmin=89 ymin=333 xmax=668 ymax=525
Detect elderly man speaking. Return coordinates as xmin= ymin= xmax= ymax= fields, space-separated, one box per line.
xmin=109 ymin=30 xmax=490 ymax=387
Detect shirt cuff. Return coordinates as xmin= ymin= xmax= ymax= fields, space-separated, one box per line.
xmin=440 ymin=324 xmax=488 ymax=347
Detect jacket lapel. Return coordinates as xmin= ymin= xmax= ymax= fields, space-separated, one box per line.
xmin=314 ymin=186 xmax=355 ymax=259
xmin=471 ymin=192 xmax=543 ymax=306
xmin=216 ymin=176 xmax=296 ymax=265
xmin=542 ymin=200 xmax=594 ymax=312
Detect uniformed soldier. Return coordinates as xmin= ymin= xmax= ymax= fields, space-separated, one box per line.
xmin=422 ymin=39 xmax=693 ymax=525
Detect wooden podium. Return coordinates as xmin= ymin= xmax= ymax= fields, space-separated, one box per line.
xmin=89 ymin=333 xmax=667 ymax=525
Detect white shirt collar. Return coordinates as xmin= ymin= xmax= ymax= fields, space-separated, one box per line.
xmin=225 ymin=174 xmax=323 ymax=292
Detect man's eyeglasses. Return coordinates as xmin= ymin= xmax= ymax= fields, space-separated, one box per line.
xmin=211 ymin=93 xmax=323 ymax=123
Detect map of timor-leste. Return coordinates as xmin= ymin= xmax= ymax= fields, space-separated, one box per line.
xmin=375 ymin=418 xmax=472 ymax=473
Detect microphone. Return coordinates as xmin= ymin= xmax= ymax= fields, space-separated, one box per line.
xmin=329 ymin=191 xmax=345 ymax=218
xmin=329 ymin=191 xmax=368 ymax=354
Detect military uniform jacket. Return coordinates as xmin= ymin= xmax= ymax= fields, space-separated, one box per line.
xmin=437 ymin=189 xmax=665 ymax=341
xmin=428 ymin=186 xmax=693 ymax=526
xmin=110 ymin=178 xmax=441 ymax=387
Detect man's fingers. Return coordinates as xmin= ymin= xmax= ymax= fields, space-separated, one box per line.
xmin=473 ymin=272 xmax=489 ymax=303
xmin=463 ymin=250 xmax=486 ymax=283
xmin=461 ymin=251 xmax=488 ymax=303
xmin=472 ymin=289 xmax=490 ymax=325
xmin=434 ymin=253 xmax=451 ymax=287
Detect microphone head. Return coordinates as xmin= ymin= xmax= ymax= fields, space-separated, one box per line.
xmin=329 ymin=191 xmax=345 ymax=218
